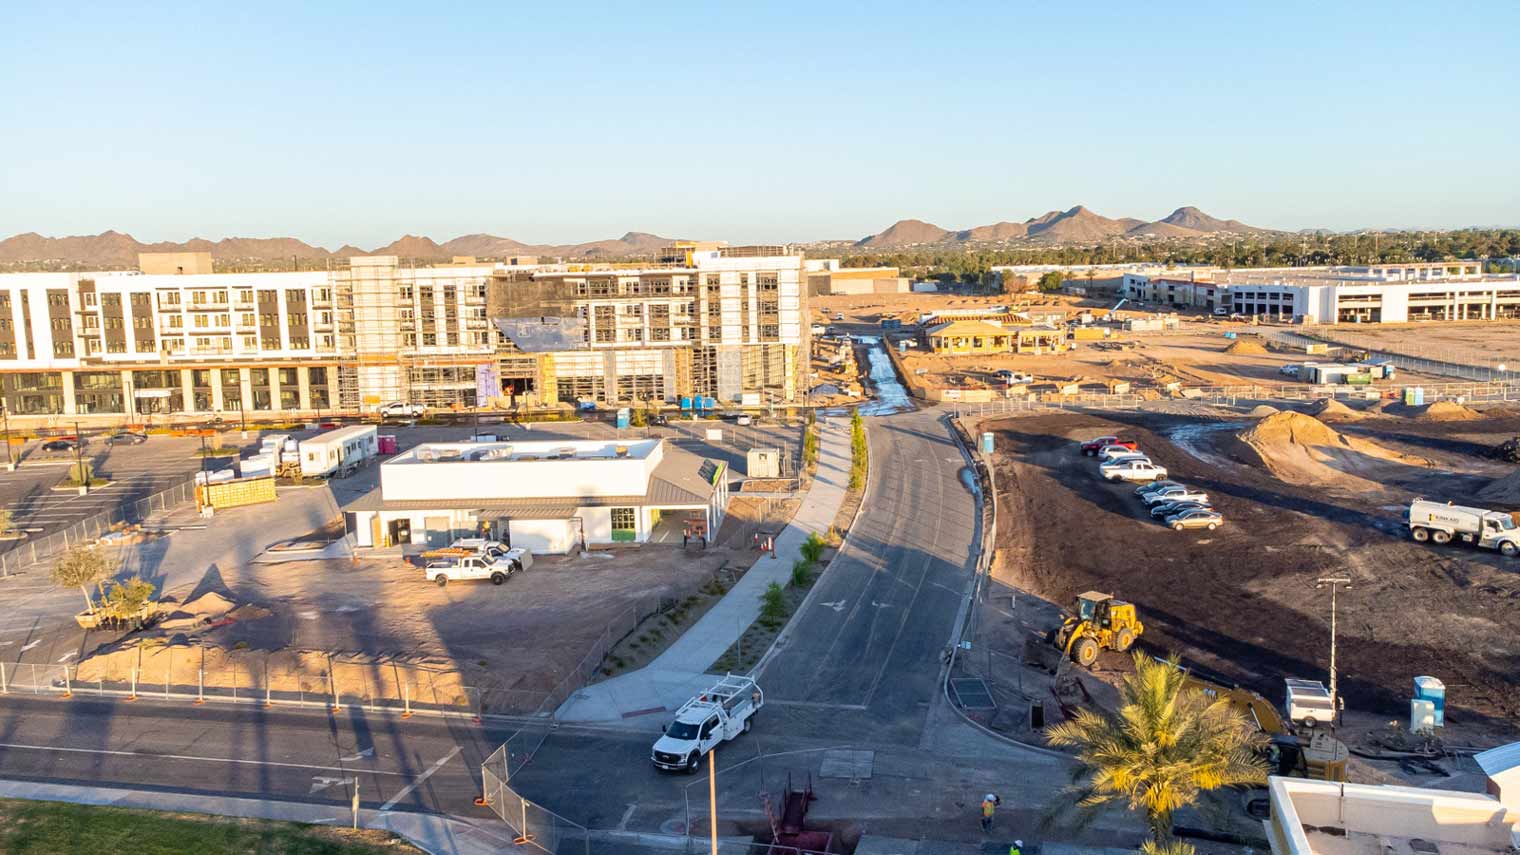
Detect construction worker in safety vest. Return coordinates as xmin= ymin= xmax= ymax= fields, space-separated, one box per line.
xmin=1008 ymin=840 xmax=1024 ymax=855
xmin=980 ymin=793 xmax=1001 ymax=832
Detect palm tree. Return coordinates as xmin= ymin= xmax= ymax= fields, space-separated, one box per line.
xmin=1045 ymin=653 xmax=1268 ymax=844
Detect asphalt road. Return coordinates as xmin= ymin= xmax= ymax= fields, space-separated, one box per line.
xmin=755 ymin=409 xmax=979 ymax=746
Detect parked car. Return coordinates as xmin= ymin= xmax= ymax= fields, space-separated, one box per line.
xmin=736 ymin=414 xmax=753 ymax=426
xmin=105 ymin=431 xmax=147 ymax=445
xmin=1142 ymin=485 xmax=1209 ymax=506
xmin=994 ymin=369 xmax=1034 ymax=384
xmin=1135 ymin=479 xmax=1183 ymax=497
xmin=1098 ymin=443 xmax=1141 ymax=460
xmin=1213 ymin=307 xmax=1230 ymax=316
xmin=1080 ymin=435 xmax=1119 ymax=456
xmin=650 ymin=414 xmax=669 ymax=426
xmin=810 ymin=324 xmax=828 ymax=336
xmin=1150 ymin=499 xmax=1211 ymax=518
xmin=41 ymin=438 xmax=79 ymax=452
xmin=379 ymin=401 xmax=425 ymax=418
xmin=424 ymin=549 xmax=532 ymax=587
xmin=1279 ymin=365 xmax=1302 ymax=377
xmin=832 ymin=313 xmax=845 ymax=321
xmin=1166 ymin=507 xmax=1223 ymax=531
xmin=1102 ymin=460 xmax=1168 ymax=483
xmin=1102 ymin=453 xmax=1151 ymax=469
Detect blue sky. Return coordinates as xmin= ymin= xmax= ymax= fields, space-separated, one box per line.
xmin=2 ymin=1 xmax=1517 ymax=247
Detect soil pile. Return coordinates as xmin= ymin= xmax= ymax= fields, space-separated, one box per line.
xmin=1247 ymin=404 xmax=1280 ymax=418
xmin=1311 ymin=397 xmax=1364 ymax=422
xmin=1478 ymin=468 xmax=1520 ymax=505
xmin=1236 ymin=411 xmax=1430 ymax=489
xmin=1415 ymin=401 xmax=1481 ymax=421
xmin=1224 ymin=338 xmax=1268 ymax=355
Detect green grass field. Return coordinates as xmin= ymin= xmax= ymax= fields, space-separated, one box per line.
xmin=0 ymin=799 xmax=422 ymax=854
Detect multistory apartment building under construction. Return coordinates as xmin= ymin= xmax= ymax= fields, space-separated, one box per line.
xmin=0 ymin=245 xmax=811 ymax=420
xmin=486 ymin=245 xmax=808 ymax=407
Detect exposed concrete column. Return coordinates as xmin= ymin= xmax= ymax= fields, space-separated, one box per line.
xmin=268 ymin=368 xmax=282 ymax=412
xmin=210 ymin=368 xmax=225 ymax=412
xmin=238 ymin=368 xmax=253 ymax=412
xmin=60 ymin=370 xmax=77 ymax=415
xmin=179 ymin=368 xmax=195 ymax=413
xmin=121 ymin=370 xmax=137 ymax=419
xmin=297 ymin=367 xmax=312 ymax=411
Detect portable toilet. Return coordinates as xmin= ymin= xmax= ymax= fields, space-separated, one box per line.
xmin=1411 ymin=698 xmax=1436 ymax=733
xmin=615 ymin=407 xmax=631 ymax=429
xmin=680 ymin=396 xmax=693 ymax=411
xmin=377 ymin=434 xmax=398 ymax=455
xmin=980 ymin=432 xmax=994 ymax=454
xmin=1414 ymin=676 xmax=1445 ymax=727
xmin=1404 ymin=386 xmax=1425 ymax=407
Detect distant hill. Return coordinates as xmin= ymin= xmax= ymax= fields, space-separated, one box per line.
xmin=0 ymin=229 xmax=683 ymax=268
xmin=856 ymin=219 xmax=953 ymax=248
xmin=852 ymin=204 xmax=1278 ymax=248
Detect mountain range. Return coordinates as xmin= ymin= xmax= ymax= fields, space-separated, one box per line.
xmin=0 ymin=230 xmax=681 ymax=268
xmin=0 ymin=206 xmax=1281 ymax=267
xmin=854 ymin=206 xmax=1275 ymax=248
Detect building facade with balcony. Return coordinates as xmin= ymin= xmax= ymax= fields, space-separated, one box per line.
xmin=487 ymin=245 xmax=808 ymax=407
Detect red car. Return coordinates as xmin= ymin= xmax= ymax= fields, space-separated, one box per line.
xmin=1080 ymin=436 xmax=1137 ymax=456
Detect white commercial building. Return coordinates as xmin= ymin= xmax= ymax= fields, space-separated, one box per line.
xmin=346 ymin=437 xmax=728 ymax=553
xmin=1123 ymin=262 xmax=1520 ymax=323
xmin=1266 ymin=741 xmax=1520 ymax=852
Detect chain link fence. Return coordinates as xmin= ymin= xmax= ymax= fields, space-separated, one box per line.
xmin=1278 ymin=327 xmax=1514 ymax=381
xmin=0 ymin=651 xmax=477 ymax=719
xmin=530 ymin=594 xmax=674 ymax=719
xmin=480 ymin=740 xmax=590 ymax=855
xmin=0 ymin=478 xmax=197 ymax=577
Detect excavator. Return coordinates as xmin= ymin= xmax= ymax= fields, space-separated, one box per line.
xmin=1182 ymin=672 xmax=1348 ymax=817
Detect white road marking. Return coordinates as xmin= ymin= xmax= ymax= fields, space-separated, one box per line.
xmin=19 ymin=641 xmax=40 ymax=652
xmin=378 ymin=746 xmax=461 ymax=811
xmin=0 ymin=741 xmax=409 ymax=776
xmin=311 ymin=775 xmax=354 ymax=794
xmin=57 ymin=652 xmax=75 ymax=663
xmin=616 ymin=803 xmax=637 ymax=831
xmin=819 ymin=600 xmax=846 ymax=612
xmin=340 ymin=747 xmax=375 ymax=762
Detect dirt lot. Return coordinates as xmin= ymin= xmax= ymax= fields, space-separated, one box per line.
xmin=983 ymin=405 xmax=1520 ymax=744
xmin=895 ymin=330 xmax=1458 ymax=395
xmin=1335 ymin=321 xmax=1520 ymax=367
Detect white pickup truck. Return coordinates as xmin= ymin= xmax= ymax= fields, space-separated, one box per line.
xmin=651 ymin=675 xmax=763 ymax=772
xmin=1408 ymin=499 xmax=1520 ymax=557
xmin=1101 ymin=459 xmax=1168 ymax=483
xmin=424 ymin=548 xmax=533 ymax=587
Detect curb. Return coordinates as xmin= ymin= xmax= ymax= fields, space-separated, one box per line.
xmin=940 ymin=411 xmax=1067 ymax=761
xmin=750 ymin=419 xmax=869 ymax=681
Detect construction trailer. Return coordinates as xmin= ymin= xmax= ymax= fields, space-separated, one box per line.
xmin=299 ymin=424 xmax=378 ymax=478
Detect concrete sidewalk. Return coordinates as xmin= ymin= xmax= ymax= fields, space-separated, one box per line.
xmin=0 ymin=778 xmax=513 ymax=855
xmin=556 ymin=419 xmax=852 ymax=723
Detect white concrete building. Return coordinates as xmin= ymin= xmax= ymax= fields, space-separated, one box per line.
xmin=346 ymin=437 xmax=728 ymax=553
xmin=1122 ymin=263 xmax=1520 ymax=323
xmin=1266 ymin=741 xmax=1520 ymax=853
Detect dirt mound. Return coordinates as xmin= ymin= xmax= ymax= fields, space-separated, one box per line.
xmin=1311 ymin=397 xmax=1364 ymax=422
xmin=1478 ymin=469 xmax=1520 ymax=505
xmin=1415 ymin=401 xmax=1482 ymax=421
xmin=1224 ymin=338 xmax=1268 ymax=355
xmin=1247 ymin=405 xmax=1280 ymax=418
xmin=1236 ymin=411 xmax=1430 ymax=489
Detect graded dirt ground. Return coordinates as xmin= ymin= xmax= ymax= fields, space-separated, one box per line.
xmin=985 ymin=408 xmax=1520 ymax=737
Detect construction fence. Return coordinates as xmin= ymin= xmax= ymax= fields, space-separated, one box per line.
xmin=0 ymin=651 xmax=478 ymax=719
xmin=527 ymin=594 xmax=675 ymax=719
xmin=1273 ymin=329 xmax=1514 ymax=381
xmin=480 ymin=740 xmax=590 ymax=855
xmin=0 ymin=477 xmax=197 ymax=578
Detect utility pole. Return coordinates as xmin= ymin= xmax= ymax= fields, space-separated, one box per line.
xmin=1315 ymin=576 xmax=1352 ymax=725
xmin=2 ymin=401 xmax=11 ymax=469
xmin=708 ymin=748 xmax=719 ymax=855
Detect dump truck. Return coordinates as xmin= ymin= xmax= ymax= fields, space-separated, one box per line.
xmin=651 ymin=675 xmax=763 ymax=772
xmin=1408 ymin=498 xmax=1520 ymax=557
xmin=1051 ymin=592 xmax=1143 ymax=667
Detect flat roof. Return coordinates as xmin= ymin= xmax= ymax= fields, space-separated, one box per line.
xmin=389 ymin=438 xmax=660 ymax=465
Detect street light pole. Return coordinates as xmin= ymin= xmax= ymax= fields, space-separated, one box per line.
xmin=74 ymin=420 xmax=88 ymax=494
xmin=2 ymin=401 xmax=11 ymax=468
xmin=1315 ymin=575 xmax=1352 ymax=725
